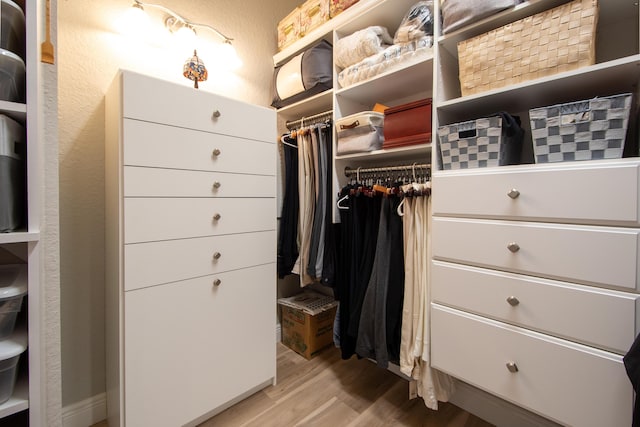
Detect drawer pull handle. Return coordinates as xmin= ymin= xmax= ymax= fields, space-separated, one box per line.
xmin=506 ymin=296 xmax=520 ymax=306
xmin=212 ymin=181 xmax=222 ymax=189
xmin=213 ymin=213 xmax=222 ymax=221
xmin=506 ymin=362 xmax=519 ymax=373
xmin=212 ymin=110 xmax=221 ymax=119
xmin=212 ymin=148 xmax=222 ymax=157
xmin=507 ymin=242 xmax=520 ymax=253
xmin=213 ymin=279 xmax=222 ymax=286
xmin=507 ymin=189 xmax=520 ymax=199
xmin=213 ymin=252 xmax=222 ymax=260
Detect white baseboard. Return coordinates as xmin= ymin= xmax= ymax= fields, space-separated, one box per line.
xmin=449 ymin=380 xmax=561 ymax=427
xmin=62 ymin=393 xmax=107 ymax=427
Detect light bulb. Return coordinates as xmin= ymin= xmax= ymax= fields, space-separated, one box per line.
xmin=117 ymin=3 xmax=150 ymax=39
xmin=173 ymin=24 xmax=197 ymax=49
xmin=218 ymin=41 xmax=242 ymax=70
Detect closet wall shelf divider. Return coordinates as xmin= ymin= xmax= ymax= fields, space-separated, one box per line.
xmin=335 ymin=144 xmax=432 ymax=162
xmin=276 ymin=90 xmax=333 ymax=121
xmin=0 ymin=232 xmax=40 ymax=245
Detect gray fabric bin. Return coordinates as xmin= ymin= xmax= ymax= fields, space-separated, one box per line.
xmin=0 ymin=115 xmax=25 ymax=232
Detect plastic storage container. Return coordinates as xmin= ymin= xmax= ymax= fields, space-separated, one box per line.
xmin=1 ymin=0 xmax=25 ymax=59
xmin=0 ymin=265 xmax=26 ymax=340
xmin=0 ymin=115 xmax=26 ymax=232
xmin=0 ymin=327 xmax=27 ymax=404
xmin=0 ymin=48 xmax=24 ymax=102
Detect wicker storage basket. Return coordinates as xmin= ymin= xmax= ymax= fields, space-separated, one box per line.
xmin=530 ymin=93 xmax=632 ymax=163
xmin=457 ymin=0 xmax=598 ymax=97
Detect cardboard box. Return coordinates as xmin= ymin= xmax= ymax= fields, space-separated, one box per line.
xmin=299 ymin=0 xmax=330 ymax=37
xmin=383 ymin=98 xmax=432 ymax=149
xmin=277 ymin=7 xmax=301 ymax=51
xmin=278 ymin=292 xmax=337 ymax=360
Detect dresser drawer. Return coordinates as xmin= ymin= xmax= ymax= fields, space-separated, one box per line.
xmin=432 ymin=217 xmax=640 ymax=291
xmin=124 ymin=198 xmax=276 ymax=243
xmin=432 ymin=261 xmax=640 ymax=354
xmin=124 ymin=166 xmax=276 ymax=198
xmin=431 ymin=305 xmax=633 ymax=427
xmin=432 ymin=160 xmax=640 ymax=226
xmin=121 ymin=70 xmax=276 ymax=143
xmin=124 ymin=263 xmax=276 ymax=427
xmin=123 ymin=119 xmax=276 ymax=176
xmin=124 ymin=231 xmax=275 ymax=291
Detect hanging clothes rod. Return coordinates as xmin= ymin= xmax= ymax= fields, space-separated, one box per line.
xmin=286 ymin=110 xmax=333 ymax=130
xmin=344 ymin=163 xmax=430 ymax=177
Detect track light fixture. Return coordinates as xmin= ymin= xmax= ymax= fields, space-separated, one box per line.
xmin=131 ymin=0 xmax=234 ymax=44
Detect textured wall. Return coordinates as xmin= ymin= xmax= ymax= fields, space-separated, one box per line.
xmin=58 ymin=0 xmax=298 ymax=407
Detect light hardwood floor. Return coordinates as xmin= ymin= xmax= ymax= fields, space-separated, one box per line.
xmin=93 ymin=343 xmax=493 ymax=427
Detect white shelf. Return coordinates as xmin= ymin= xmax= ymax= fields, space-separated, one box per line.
xmin=335 ymin=54 xmax=434 ymax=106
xmin=0 ymin=374 xmax=28 ymax=419
xmin=276 ymin=90 xmax=333 ymax=121
xmin=436 ymin=55 xmax=640 ymax=124
xmin=0 ymin=101 xmax=26 ymax=122
xmin=335 ymin=143 xmax=432 ymax=162
xmin=0 ymin=232 xmax=39 ymax=245
xmin=273 ymin=0 xmax=382 ymax=65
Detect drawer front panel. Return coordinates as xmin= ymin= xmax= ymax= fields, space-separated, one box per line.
xmin=124 ymin=264 xmax=276 ymax=427
xmin=432 ymin=161 xmax=640 ymax=226
xmin=122 ymin=71 xmax=276 ymax=142
xmin=431 ymin=305 xmax=633 ymax=427
xmin=124 ymin=166 xmax=276 ymax=198
xmin=124 ymin=231 xmax=276 ymax=291
xmin=432 ymin=261 xmax=640 ymax=354
xmin=123 ymin=119 xmax=276 ymax=175
xmin=124 ymin=198 xmax=276 ymax=244
xmin=432 ymin=217 xmax=640 ymax=291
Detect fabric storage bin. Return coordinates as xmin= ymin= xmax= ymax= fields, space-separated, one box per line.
xmin=277 ymin=7 xmax=301 ymax=51
xmin=457 ymin=0 xmax=597 ymax=97
xmin=330 ymin=0 xmax=359 ymax=18
xmin=0 ymin=265 xmax=26 ymax=340
xmin=336 ymin=111 xmax=384 ymax=155
xmin=441 ymin=0 xmax=523 ymax=34
xmin=0 ymin=115 xmax=26 ymax=232
xmin=0 ymin=328 xmax=26 ymax=404
xmin=272 ymin=40 xmax=333 ymax=109
xmin=530 ymin=93 xmax=633 ymax=163
xmin=438 ymin=112 xmax=524 ymax=170
xmin=1 ymin=0 xmax=25 ymax=60
xmin=383 ymin=98 xmax=432 ymax=149
xmin=299 ymin=0 xmax=330 ymax=37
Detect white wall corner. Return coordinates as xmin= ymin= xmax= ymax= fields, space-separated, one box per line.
xmin=62 ymin=393 xmax=106 ymax=427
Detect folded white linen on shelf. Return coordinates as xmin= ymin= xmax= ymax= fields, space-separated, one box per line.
xmin=335 ymin=26 xmax=394 ymax=69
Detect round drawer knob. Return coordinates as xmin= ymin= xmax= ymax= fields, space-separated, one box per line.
xmin=213 ymin=213 xmax=222 ymax=221
xmin=507 ymin=242 xmax=520 ymax=253
xmin=213 ymin=278 xmax=222 ymax=286
xmin=212 ymin=110 xmax=221 ymax=119
xmin=213 ymin=252 xmax=222 ymax=260
xmin=507 ymin=189 xmax=520 ymax=199
xmin=506 ymin=296 xmax=520 ymax=306
xmin=506 ymin=362 xmax=519 ymax=373
xmin=212 ymin=148 xmax=221 ymax=157
xmin=212 ymin=181 xmax=222 ymax=189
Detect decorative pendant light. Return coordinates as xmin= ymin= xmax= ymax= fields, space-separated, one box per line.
xmin=183 ymin=49 xmax=208 ymax=89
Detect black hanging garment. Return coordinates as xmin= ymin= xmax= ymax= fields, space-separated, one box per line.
xmin=277 ymin=135 xmax=299 ymax=278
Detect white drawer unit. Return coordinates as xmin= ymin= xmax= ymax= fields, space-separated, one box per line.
xmin=432 ymin=217 xmax=640 ymax=291
xmin=432 ymin=261 xmax=640 ymax=354
xmin=431 ymin=305 xmax=633 ymax=427
xmin=106 ymin=70 xmax=277 ymax=427
xmin=431 ymin=159 xmax=640 ymax=424
xmin=432 ymin=161 xmax=640 ymax=226
xmin=124 ymin=264 xmax=276 ymax=427
xmin=123 ymin=119 xmax=276 ymax=176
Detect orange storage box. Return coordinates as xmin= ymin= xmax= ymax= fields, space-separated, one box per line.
xmin=383 ymin=98 xmax=432 ymax=149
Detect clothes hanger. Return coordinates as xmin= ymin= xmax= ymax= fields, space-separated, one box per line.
xmin=280 ymin=134 xmax=298 ymax=149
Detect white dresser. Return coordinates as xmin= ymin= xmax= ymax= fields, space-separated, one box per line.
xmin=430 ymin=159 xmax=640 ymax=427
xmin=105 ymin=70 xmax=277 ymax=427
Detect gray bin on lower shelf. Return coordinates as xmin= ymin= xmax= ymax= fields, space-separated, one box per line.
xmin=0 ymin=115 xmax=25 ymax=232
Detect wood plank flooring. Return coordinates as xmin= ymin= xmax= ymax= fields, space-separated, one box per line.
xmin=92 ymin=343 xmax=494 ymax=427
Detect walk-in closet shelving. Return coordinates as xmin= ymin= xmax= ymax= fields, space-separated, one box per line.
xmin=0 ymin=1 xmax=44 ymax=424
xmin=430 ymin=1 xmax=640 ymax=425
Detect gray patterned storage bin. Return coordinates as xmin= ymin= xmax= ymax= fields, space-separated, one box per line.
xmin=438 ymin=114 xmax=522 ymax=170
xmin=530 ymin=93 xmax=632 ymax=163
